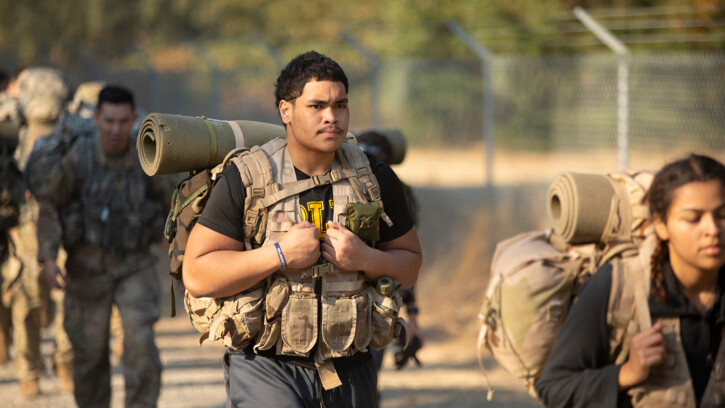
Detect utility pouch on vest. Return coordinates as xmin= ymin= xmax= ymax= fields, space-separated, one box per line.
xmin=281 ymin=292 xmax=318 ymax=355
xmin=368 ymin=280 xmax=404 ymax=350
xmin=255 ymin=277 xmax=289 ymax=351
xmin=321 ymin=296 xmax=357 ymax=354
xmin=184 ymin=284 xmax=265 ymax=349
xmin=345 ymin=201 xmax=383 ymax=242
xmin=317 ymin=291 xmax=373 ymax=360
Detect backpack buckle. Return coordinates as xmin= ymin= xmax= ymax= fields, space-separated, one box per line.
xmin=330 ymin=169 xmax=343 ymax=182
xmin=312 ymin=173 xmax=332 ymax=186
xmin=251 ymin=187 xmax=265 ymax=197
xmin=302 ymin=263 xmax=335 ymax=279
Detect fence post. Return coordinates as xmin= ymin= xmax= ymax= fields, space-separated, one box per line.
xmin=574 ymin=7 xmax=631 ymax=171
xmin=340 ymin=29 xmax=382 ymax=129
xmin=446 ymin=19 xmax=494 ymax=187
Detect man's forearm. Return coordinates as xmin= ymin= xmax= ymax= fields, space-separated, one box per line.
xmin=359 ymin=247 xmax=421 ymax=289
xmin=183 ymin=245 xmax=282 ymax=298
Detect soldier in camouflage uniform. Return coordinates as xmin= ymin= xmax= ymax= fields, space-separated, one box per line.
xmin=37 ymin=85 xmax=167 ymax=408
xmin=0 ymin=66 xmax=24 ymax=368
xmin=0 ymin=67 xmax=70 ymax=397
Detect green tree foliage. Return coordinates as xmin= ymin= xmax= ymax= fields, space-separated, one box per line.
xmin=1 ymin=0 xmax=719 ymax=68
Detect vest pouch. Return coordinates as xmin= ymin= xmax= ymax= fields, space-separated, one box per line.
xmin=122 ymin=201 xmax=161 ymax=252
xmin=255 ymin=277 xmax=289 ymax=351
xmin=224 ymin=290 xmax=265 ymax=350
xmin=345 ymin=201 xmax=382 ymax=242
xmin=184 ymin=292 xmax=220 ymax=335
xmin=281 ymin=292 xmax=318 ymax=355
xmin=353 ymin=292 xmax=372 ymax=350
xmin=59 ymin=204 xmax=83 ymax=249
xmin=184 ymin=286 xmax=265 ymax=349
xmin=321 ymin=296 xmax=357 ymax=354
xmin=368 ymin=287 xmax=403 ymax=350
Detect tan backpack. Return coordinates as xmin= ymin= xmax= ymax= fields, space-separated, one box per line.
xmin=478 ymin=170 xmax=654 ymax=399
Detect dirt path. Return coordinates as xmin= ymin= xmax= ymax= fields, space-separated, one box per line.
xmin=0 ymin=312 xmax=539 ymax=408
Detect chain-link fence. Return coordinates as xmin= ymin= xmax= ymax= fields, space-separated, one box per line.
xmin=57 ymin=51 xmax=724 ymax=184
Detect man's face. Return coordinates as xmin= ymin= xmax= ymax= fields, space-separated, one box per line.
xmin=94 ymin=102 xmax=137 ymax=156
xmin=279 ymin=79 xmax=349 ymax=155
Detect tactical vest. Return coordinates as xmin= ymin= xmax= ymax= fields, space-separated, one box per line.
xmin=71 ymin=135 xmax=162 ymax=253
xmin=186 ymin=138 xmax=405 ymax=390
xmin=608 ymin=241 xmax=725 ymax=407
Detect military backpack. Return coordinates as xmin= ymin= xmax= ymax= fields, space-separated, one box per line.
xmin=478 ymin=170 xmax=655 ymax=400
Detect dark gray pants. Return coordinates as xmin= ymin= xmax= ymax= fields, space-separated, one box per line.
xmin=223 ymin=349 xmax=378 ymax=408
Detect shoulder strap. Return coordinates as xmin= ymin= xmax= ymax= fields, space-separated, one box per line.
xmin=606 ymin=234 xmax=656 ymax=363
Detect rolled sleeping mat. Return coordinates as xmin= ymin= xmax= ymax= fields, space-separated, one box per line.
xmin=547 ymin=172 xmax=615 ymax=244
xmin=137 ymin=113 xmax=286 ymax=176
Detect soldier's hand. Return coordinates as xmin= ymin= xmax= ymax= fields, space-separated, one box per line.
xmin=618 ymin=321 xmax=666 ymax=390
xmin=278 ymin=221 xmax=321 ymax=269
xmin=43 ymin=259 xmax=65 ymax=289
xmin=321 ymin=221 xmax=370 ymax=270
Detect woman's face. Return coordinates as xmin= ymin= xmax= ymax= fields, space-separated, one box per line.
xmin=655 ymin=180 xmax=725 ymax=277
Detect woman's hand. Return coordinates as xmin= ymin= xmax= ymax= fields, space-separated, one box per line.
xmin=618 ymin=321 xmax=667 ymax=390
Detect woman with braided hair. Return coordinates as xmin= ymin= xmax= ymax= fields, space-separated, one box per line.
xmin=536 ymin=154 xmax=725 ymax=408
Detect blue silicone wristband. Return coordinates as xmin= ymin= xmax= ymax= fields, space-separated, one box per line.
xmin=274 ymin=242 xmax=287 ymax=269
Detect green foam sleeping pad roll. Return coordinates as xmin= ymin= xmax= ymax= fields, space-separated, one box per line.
xmin=547 ymin=172 xmax=616 ymax=245
xmin=137 ymin=113 xmax=286 ymax=176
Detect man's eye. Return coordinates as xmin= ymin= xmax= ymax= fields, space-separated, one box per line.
xmin=336 ymin=104 xmax=348 ymax=109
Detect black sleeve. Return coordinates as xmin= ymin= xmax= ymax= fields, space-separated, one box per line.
xmin=366 ymin=153 xmax=414 ymax=243
xmin=197 ymin=164 xmax=247 ymax=243
xmin=535 ymin=264 xmax=626 ymax=408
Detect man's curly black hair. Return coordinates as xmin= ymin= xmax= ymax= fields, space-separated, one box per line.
xmin=274 ymin=50 xmax=348 ymax=108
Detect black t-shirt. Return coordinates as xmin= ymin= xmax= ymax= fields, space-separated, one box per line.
xmin=535 ymin=263 xmax=725 ymax=408
xmin=198 ymin=151 xmax=413 ymax=245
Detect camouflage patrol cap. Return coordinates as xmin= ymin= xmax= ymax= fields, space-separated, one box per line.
xmin=17 ymin=67 xmax=68 ymax=124
xmin=68 ymin=81 xmax=105 ymax=118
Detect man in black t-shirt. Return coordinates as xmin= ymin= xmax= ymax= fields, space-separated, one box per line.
xmin=183 ymin=51 xmax=422 ymax=407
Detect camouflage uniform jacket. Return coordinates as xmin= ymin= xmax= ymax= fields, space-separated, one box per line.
xmin=37 ymin=132 xmax=169 ymax=274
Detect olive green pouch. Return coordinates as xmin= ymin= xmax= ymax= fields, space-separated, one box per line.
xmin=345 ymin=201 xmax=383 ymax=242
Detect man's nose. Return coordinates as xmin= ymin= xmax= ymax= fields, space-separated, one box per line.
xmin=322 ymin=107 xmax=338 ymax=124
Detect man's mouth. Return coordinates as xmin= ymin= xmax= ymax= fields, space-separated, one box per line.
xmin=318 ymin=127 xmax=342 ymax=136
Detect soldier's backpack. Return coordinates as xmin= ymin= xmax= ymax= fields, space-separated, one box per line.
xmin=478 ymin=170 xmax=655 ymax=400
xmin=163 ymin=147 xmax=247 ymax=318
xmin=25 ymin=114 xmax=96 ymax=199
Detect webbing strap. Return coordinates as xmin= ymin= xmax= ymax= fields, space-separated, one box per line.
xmin=202 ymin=118 xmax=218 ymax=167
xmin=322 ymin=280 xmax=365 ymax=294
xmin=175 ymin=184 xmax=209 ymax=222
xmin=315 ymin=357 xmax=342 ymax=390
xmin=226 ymin=120 xmax=245 ymax=148
xmin=170 ymin=281 xmax=176 ymax=317
xmin=260 ymin=170 xmax=349 ymax=208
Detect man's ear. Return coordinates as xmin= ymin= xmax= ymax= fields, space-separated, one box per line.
xmin=654 ymin=215 xmax=669 ymax=241
xmin=279 ymin=100 xmax=292 ymax=125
